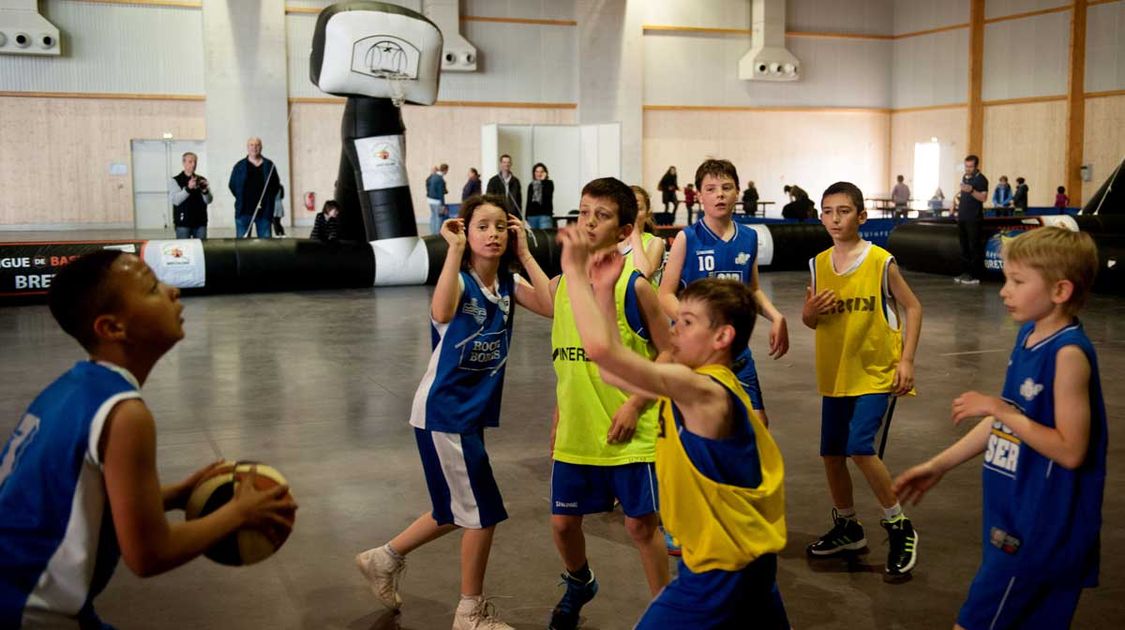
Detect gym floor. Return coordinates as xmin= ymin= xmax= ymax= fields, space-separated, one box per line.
xmin=1 ymin=267 xmax=1122 ymax=629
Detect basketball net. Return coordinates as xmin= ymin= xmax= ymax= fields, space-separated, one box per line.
xmin=385 ymin=72 xmax=409 ymax=108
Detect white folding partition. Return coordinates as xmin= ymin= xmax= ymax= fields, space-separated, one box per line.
xmin=481 ymin=122 xmax=621 ymax=216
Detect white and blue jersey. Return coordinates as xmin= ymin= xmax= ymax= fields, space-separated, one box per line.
xmin=0 ymin=361 xmax=141 ymax=629
xmin=410 ymin=270 xmax=515 ymax=434
xmin=679 ymin=221 xmax=764 ymax=408
xmin=982 ymin=320 xmax=1107 ymax=585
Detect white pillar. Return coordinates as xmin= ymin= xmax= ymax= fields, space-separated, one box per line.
xmin=201 ymin=0 xmax=291 ymax=227
xmin=575 ymin=0 xmax=643 ymax=185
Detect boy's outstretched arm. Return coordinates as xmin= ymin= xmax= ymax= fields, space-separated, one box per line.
xmin=657 ymin=232 xmax=687 ymax=319
xmin=952 ymin=345 xmax=1093 ymax=470
xmin=893 ymin=415 xmax=992 ymax=506
xmin=102 ymin=400 xmax=297 ymax=577
xmin=887 ymin=262 xmax=922 ymax=395
xmin=750 ymin=262 xmax=788 ymax=358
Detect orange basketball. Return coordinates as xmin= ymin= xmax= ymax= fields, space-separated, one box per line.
xmin=184 ymin=460 xmax=295 ymax=566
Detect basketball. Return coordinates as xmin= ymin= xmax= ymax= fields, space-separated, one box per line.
xmin=184 ymin=460 xmax=295 ymax=566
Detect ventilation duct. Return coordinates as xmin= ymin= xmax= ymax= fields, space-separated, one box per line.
xmin=0 ymin=0 xmax=61 ymax=56
xmin=423 ymin=0 xmax=477 ymax=72
xmin=739 ymin=0 xmax=799 ymax=82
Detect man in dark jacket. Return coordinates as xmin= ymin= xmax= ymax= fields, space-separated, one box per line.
xmin=169 ymin=152 xmax=212 ymax=238
xmin=485 ymin=154 xmax=522 ymax=217
xmin=228 ymin=137 xmax=281 ymax=239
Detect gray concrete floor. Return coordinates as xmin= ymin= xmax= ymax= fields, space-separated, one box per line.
xmin=1 ymin=270 xmax=1123 ymax=629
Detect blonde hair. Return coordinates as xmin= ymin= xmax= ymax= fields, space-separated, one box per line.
xmin=1002 ymin=227 xmax=1098 ymax=315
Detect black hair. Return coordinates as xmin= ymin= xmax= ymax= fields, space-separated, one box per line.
xmin=532 ymin=162 xmax=549 ymax=178
xmin=965 ymin=154 xmax=980 ymax=167
xmin=581 ymin=178 xmax=638 ymax=228
xmin=821 ymin=181 xmax=865 ymax=212
xmin=680 ymin=278 xmax=756 ymax=358
xmin=48 ymin=250 xmax=128 ymax=351
xmin=694 ymin=159 xmax=740 ymax=190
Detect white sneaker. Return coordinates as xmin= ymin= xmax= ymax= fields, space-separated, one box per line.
xmin=355 ymin=545 xmax=405 ymax=610
xmin=453 ymin=598 xmax=513 ymax=630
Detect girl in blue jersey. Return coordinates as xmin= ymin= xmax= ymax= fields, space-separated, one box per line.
xmin=356 ymin=195 xmax=553 ymax=629
xmin=894 ymin=227 xmax=1106 ymax=630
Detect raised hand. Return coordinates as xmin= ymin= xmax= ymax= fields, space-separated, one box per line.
xmin=440 ymin=217 xmax=467 ymax=249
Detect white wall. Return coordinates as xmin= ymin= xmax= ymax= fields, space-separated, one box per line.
xmin=982 ymin=12 xmax=1070 ymax=101
xmin=893 ymin=0 xmax=969 ymax=35
xmin=1086 ymin=1 xmax=1125 ymax=93
xmin=891 ymin=29 xmax=969 ymax=108
xmin=984 ymin=0 xmax=1065 ymax=20
xmin=787 ymin=0 xmax=894 ymax=35
xmin=644 ymin=34 xmax=892 ymax=108
xmin=0 ymin=0 xmax=203 ymax=94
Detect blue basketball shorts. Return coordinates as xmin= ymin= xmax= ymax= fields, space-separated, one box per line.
xmin=415 ymin=428 xmax=508 ymax=529
xmin=732 ymin=347 xmax=764 ymax=410
xmin=636 ymin=554 xmax=789 ymax=629
xmin=957 ymin=562 xmax=1083 ymax=630
xmin=550 ymin=460 xmax=658 ymax=518
xmin=820 ymin=393 xmax=894 ymax=456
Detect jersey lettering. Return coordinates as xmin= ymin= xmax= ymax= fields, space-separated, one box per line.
xmin=0 ymin=413 xmax=39 ymax=489
xmin=984 ymin=428 xmax=1021 ymax=475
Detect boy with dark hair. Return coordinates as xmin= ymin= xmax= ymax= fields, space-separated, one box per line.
xmin=537 ymin=177 xmax=673 ymax=629
xmin=895 ymin=227 xmax=1105 ymax=629
xmin=557 ymin=227 xmax=789 ymax=629
xmin=803 ymin=181 xmax=923 ymax=579
xmin=659 ymin=159 xmax=788 ymax=426
xmin=0 ymin=251 xmax=296 ymax=629
xmin=954 ymin=154 xmax=989 ymax=284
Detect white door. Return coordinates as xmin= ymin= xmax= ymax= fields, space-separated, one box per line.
xmin=132 ymin=140 xmax=206 ymax=232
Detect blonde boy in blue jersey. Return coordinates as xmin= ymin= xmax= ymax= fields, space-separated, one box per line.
xmin=556 ymin=227 xmax=789 ymax=629
xmin=894 ymin=228 xmax=1106 ymax=630
xmin=802 ymin=181 xmax=923 ymax=579
xmin=541 ymin=177 xmax=673 ymax=630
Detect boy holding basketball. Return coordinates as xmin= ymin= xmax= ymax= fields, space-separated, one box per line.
xmin=546 ymin=178 xmax=672 ymax=630
xmin=802 ymin=182 xmax=922 ymax=579
xmin=557 ymin=227 xmax=789 ymax=629
xmin=895 ymin=227 xmax=1106 ymax=629
xmin=0 ymin=251 xmax=296 ymax=629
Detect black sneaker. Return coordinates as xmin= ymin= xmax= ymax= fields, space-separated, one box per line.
xmin=882 ymin=516 xmax=919 ymax=578
xmin=807 ymin=509 xmax=867 ymax=556
xmin=549 ymin=570 xmax=598 ymax=630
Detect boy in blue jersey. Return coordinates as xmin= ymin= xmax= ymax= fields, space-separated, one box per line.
xmin=556 ymin=227 xmax=789 ymax=629
xmin=659 ymin=159 xmax=789 ymax=427
xmin=894 ymin=227 xmax=1106 ymax=629
xmin=0 ymin=250 xmax=296 ymax=629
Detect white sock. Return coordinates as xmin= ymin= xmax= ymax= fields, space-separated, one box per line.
xmin=836 ymin=506 xmax=857 ymax=520
xmin=883 ymin=503 xmax=904 ymax=521
xmin=458 ymin=594 xmax=482 ymax=610
xmin=383 ymin=543 xmax=404 ymax=562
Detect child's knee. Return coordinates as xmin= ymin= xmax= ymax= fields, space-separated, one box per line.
xmin=624 ymin=514 xmax=659 ymax=542
xmin=551 ymin=514 xmax=582 ymax=537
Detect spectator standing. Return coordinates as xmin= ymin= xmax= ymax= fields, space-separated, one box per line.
xmin=1012 ymin=177 xmax=1029 ymax=214
xmin=273 ymin=185 xmax=287 ymax=237
xmin=742 ymin=181 xmax=759 ymax=215
xmin=891 ymin=175 xmax=911 ymax=218
xmin=658 ymin=166 xmax=679 ymax=220
xmin=228 ymin=137 xmax=281 ymax=239
xmin=426 ymin=163 xmax=449 ymax=235
xmin=525 ymin=162 xmax=555 ymax=229
xmin=992 ymin=176 xmax=1013 ymax=216
xmin=1055 ymin=186 xmax=1070 ymax=209
xmin=486 ymin=154 xmax=522 ymax=217
xmin=169 ymin=152 xmax=212 ymax=239
xmin=462 ymin=168 xmax=482 ymax=201
xmin=953 ymin=154 xmax=988 ymax=285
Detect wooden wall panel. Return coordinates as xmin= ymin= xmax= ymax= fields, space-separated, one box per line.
xmin=1082 ymin=94 xmax=1125 ymax=204
xmin=642 ymin=109 xmax=891 ymax=217
xmin=889 ymin=107 xmax=969 ymax=201
xmin=0 ymin=97 xmax=204 ymax=226
xmin=982 ymin=100 xmax=1068 ymax=207
xmin=288 ymin=103 xmax=576 ymax=226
